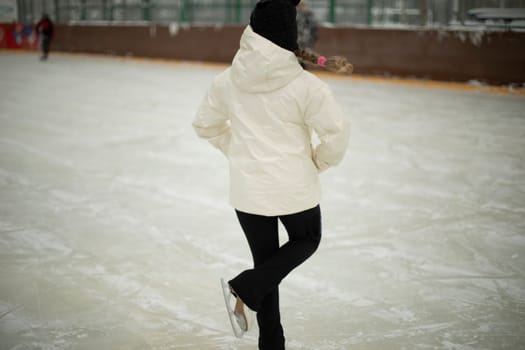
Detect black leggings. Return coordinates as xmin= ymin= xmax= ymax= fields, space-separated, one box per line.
xmin=229 ymin=205 xmax=322 ymax=350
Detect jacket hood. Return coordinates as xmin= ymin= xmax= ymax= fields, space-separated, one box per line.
xmin=231 ymin=26 xmax=303 ymax=93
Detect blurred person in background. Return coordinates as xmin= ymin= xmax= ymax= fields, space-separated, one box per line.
xmin=36 ymin=13 xmax=54 ymax=60
xmin=193 ymin=0 xmax=351 ymax=348
xmin=296 ymin=0 xmax=318 ymax=51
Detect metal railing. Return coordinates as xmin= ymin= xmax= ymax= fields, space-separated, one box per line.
xmin=16 ymin=0 xmax=525 ymax=28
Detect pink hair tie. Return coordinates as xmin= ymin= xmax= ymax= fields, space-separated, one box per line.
xmin=317 ymin=56 xmax=327 ymax=67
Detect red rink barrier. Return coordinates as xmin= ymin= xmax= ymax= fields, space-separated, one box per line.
xmin=0 ymin=23 xmax=39 ymax=49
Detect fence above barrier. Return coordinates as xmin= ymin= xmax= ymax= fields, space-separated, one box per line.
xmin=15 ymin=0 xmax=525 ymax=29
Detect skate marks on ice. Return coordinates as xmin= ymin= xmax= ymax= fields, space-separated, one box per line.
xmin=1 ymin=52 xmax=525 ymax=349
xmin=283 ymin=80 xmax=525 ymax=349
xmin=0 ymin=53 xmax=252 ymax=350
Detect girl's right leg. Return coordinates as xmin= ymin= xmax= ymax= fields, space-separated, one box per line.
xmin=257 ymin=289 xmax=284 ymax=350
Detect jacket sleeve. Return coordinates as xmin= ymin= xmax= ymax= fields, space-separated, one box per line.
xmin=305 ymin=83 xmax=350 ymax=172
xmin=192 ymin=76 xmax=231 ymax=157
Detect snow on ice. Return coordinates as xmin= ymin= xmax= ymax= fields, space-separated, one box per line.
xmin=0 ymin=52 xmax=524 ymax=349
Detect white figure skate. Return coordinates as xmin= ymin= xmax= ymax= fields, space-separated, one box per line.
xmin=220 ymin=278 xmax=253 ymax=338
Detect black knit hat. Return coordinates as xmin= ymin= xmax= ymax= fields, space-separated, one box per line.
xmin=250 ymin=0 xmax=300 ymax=52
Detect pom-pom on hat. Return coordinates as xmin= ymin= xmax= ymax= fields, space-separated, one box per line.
xmin=249 ymin=0 xmax=300 ymax=52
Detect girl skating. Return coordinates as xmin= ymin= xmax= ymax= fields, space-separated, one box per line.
xmin=193 ymin=0 xmax=351 ymax=348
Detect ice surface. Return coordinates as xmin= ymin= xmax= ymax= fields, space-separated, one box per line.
xmin=0 ymin=52 xmax=524 ymax=350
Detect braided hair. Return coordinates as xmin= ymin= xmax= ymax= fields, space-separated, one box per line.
xmin=295 ymin=49 xmax=354 ymax=75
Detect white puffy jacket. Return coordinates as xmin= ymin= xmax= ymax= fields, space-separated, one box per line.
xmin=193 ymin=25 xmax=349 ymax=216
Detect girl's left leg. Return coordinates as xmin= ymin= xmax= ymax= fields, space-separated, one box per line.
xmin=232 ymin=210 xmax=285 ymax=349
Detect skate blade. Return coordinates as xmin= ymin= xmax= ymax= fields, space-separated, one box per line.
xmin=220 ymin=278 xmax=245 ymax=338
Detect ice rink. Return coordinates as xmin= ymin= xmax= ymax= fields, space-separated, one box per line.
xmin=1 ymin=51 xmax=524 ymax=350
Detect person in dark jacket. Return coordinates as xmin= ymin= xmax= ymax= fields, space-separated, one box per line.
xmin=296 ymin=0 xmax=318 ymax=51
xmin=36 ymin=14 xmax=54 ymax=60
